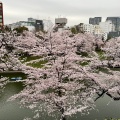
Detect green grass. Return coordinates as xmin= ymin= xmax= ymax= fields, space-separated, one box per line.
xmin=96 ymin=50 xmax=106 ymax=60
xmin=79 ymin=61 xmax=90 ymax=66
xmin=98 ymin=67 xmax=109 ymax=73
xmin=19 ymin=56 xmax=42 ymax=63
xmin=27 ymin=60 xmax=48 ymax=68
xmin=94 ymin=67 xmax=112 ymax=74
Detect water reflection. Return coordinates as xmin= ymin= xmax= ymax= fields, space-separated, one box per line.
xmin=0 ymin=82 xmax=120 ymax=120
xmin=67 ymin=94 xmax=120 ymax=120
xmin=0 ymin=82 xmax=59 ymax=120
xmin=0 ymin=72 xmax=27 ymax=81
xmin=0 ymin=82 xmax=34 ymax=120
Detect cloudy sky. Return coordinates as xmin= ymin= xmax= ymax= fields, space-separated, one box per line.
xmin=2 ymin=0 xmax=120 ymax=26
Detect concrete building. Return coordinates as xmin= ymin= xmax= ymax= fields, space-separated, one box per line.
xmin=83 ymin=24 xmax=94 ymax=33
xmin=54 ymin=18 xmax=67 ymax=32
xmin=8 ymin=18 xmax=44 ymax=32
xmin=92 ymin=25 xmax=108 ymax=40
xmin=92 ymin=21 xmax=115 ymax=40
xmin=19 ymin=21 xmax=35 ymax=31
xmin=55 ymin=18 xmax=67 ymax=28
xmin=43 ymin=19 xmax=53 ymax=31
xmin=93 ymin=25 xmax=103 ymax=37
xmin=28 ymin=18 xmax=44 ymax=31
xmin=28 ymin=18 xmax=36 ymax=23
xmin=89 ymin=17 xmax=102 ymax=25
xmin=106 ymin=17 xmax=120 ymax=31
xmin=108 ymin=31 xmax=120 ymax=39
xmin=99 ymin=21 xmax=115 ymax=33
xmin=35 ymin=20 xmax=44 ymax=32
xmin=0 ymin=1 xmax=4 ymax=28
xmin=8 ymin=21 xmax=35 ymax=31
xmin=102 ymin=32 xmax=108 ymax=40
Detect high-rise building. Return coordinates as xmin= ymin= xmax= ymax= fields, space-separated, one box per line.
xmin=28 ymin=18 xmax=36 ymax=23
xmin=8 ymin=18 xmax=44 ymax=32
xmin=55 ymin=18 xmax=67 ymax=28
xmin=54 ymin=18 xmax=67 ymax=32
xmin=83 ymin=24 xmax=94 ymax=33
xmin=99 ymin=21 xmax=115 ymax=33
xmin=106 ymin=17 xmax=120 ymax=31
xmin=89 ymin=17 xmax=102 ymax=25
xmin=0 ymin=1 xmax=4 ymax=27
xmin=108 ymin=31 xmax=120 ymax=39
xmin=35 ymin=20 xmax=44 ymax=32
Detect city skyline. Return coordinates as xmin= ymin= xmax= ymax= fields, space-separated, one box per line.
xmin=1 ymin=0 xmax=120 ymax=26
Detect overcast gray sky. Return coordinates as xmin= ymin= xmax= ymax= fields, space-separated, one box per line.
xmin=2 ymin=0 xmax=120 ymax=26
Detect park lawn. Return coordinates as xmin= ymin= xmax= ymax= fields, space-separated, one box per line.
xmin=96 ymin=50 xmax=106 ymax=60
xmin=79 ymin=61 xmax=90 ymax=66
xmin=26 ymin=60 xmax=48 ymax=68
xmin=19 ymin=56 xmax=42 ymax=63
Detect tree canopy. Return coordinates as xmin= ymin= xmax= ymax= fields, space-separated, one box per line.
xmin=0 ymin=30 xmax=120 ymax=120
xmin=13 ymin=26 xmax=28 ymax=33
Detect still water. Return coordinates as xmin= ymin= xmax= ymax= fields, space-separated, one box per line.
xmin=0 ymin=82 xmax=120 ymax=120
xmin=0 ymin=82 xmax=33 ymax=120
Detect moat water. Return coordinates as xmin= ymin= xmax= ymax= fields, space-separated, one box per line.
xmin=0 ymin=82 xmax=120 ymax=120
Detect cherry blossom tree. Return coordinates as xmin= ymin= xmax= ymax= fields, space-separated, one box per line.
xmin=1 ymin=30 xmax=120 ymax=120
xmin=0 ymin=32 xmax=23 ymax=71
xmin=103 ymin=37 xmax=120 ymax=68
xmin=7 ymin=31 xmax=108 ymax=120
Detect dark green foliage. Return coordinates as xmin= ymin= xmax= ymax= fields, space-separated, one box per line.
xmin=95 ymin=44 xmax=101 ymax=52
xmin=76 ymin=51 xmax=89 ymax=57
xmin=4 ymin=26 xmax=11 ymax=32
xmin=5 ymin=44 xmax=14 ymax=53
xmin=13 ymin=26 xmax=28 ymax=33
xmin=79 ymin=61 xmax=90 ymax=66
xmin=94 ymin=67 xmax=112 ymax=74
xmin=71 ymin=27 xmax=77 ymax=34
xmin=62 ymin=77 xmax=74 ymax=83
xmin=18 ymin=51 xmax=30 ymax=58
xmin=110 ymin=68 xmax=120 ymax=71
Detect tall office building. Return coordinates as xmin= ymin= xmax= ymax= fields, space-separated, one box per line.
xmin=55 ymin=18 xmax=67 ymax=28
xmin=106 ymin=17 xmax=120 ymax=31
xmin=0 ymin=2 xmax=4 ymax=27
xmin=99 ymin=21 xmax=115 ymax=33
xmin=89 ymin=17 xmax=102 ymax=25
xmin=28 ymin=18 xmax=36 ymax=23
xmin=35 ymin=20 xmax=44 ymax=32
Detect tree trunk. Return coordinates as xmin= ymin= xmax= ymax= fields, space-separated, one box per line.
xmin=61 ymin=107 xmax=66 ymax=120
xmin=61 ymin=115 xmax=66 ymax=120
